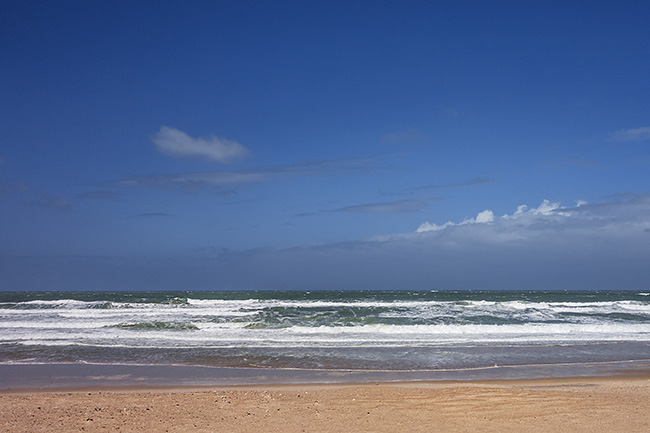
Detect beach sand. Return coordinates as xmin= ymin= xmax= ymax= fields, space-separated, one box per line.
xmin=2 ymin=375 xmax=650 ymax=432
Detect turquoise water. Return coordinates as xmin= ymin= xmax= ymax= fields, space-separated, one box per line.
xmin=1 ymin=290 xmax=649 ymax=371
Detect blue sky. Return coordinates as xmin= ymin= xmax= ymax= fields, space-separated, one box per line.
xmin=1 ymin=0 xmax=649 ymax=291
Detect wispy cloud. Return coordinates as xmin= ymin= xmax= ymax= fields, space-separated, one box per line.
xmin=153 ymin=126 xmax=251 ymax=163
xmin=442 ymin=107 xmax=459 ymax=117
xmin=610 ymin=126 xmax=650 ymax=142
xmin=104 ymin=156 xmax=383 ymax=192
xmin=109 ymin=170 xmax=272 ymax=192
xmin=137 ymin=212 xmax=171 ymax=218
xmin=406 ymin=177 xmax=495 ymax=191
xmin=382 ymin=129 xmax=428 ymax=144
xmin=542 ymin=156 xmax=606 ymax=169
xmin=43 ymin=196 xmax=72 ymax=210
xmin=332 ymin=199 xmax=429 ymax=214
xmin=0 ymin=180 xmax=29 ymax=195
xmin=1 ymin=180 xmax=71 ymax=210
xmin=629 ymin=157 xmax=650 ymax=165
xmin=76 ymin=190 xmax=123 ymax=201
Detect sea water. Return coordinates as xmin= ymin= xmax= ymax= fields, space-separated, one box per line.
xmin=1 ymin=290 xmax=649 ymax=373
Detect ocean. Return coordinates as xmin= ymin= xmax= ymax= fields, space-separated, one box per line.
xmin=1 ymin=290 xmax=650 ymax=383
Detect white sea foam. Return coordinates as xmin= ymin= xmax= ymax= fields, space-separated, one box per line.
xmin=2 ymin=293 xmax=650 ymax=355
xmin=7 ymin=321 xmax=649 ymax=351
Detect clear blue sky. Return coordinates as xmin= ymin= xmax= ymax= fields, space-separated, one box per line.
xmin=1 ymin=0 xmax=649 ymax=291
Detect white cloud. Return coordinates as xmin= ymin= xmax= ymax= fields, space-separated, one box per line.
xmin=152 ymin=126 xmax=250 ymax=163
xmin=417 ymin=199 xmax=576 ymax=233
xmin=611 ymin=126 xmax=650 ymax=142
xmin=415 ymin=221 xmax=452 ymax=232
xmin=475 ymin=209 xmax=494 ymax=223
xmin=417 ymin=208 xmax=497 ymax=233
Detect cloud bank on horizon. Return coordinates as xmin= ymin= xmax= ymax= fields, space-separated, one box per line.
xmin=210 ymin=194 xmax=650 ymax=291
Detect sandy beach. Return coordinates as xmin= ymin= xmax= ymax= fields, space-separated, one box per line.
xmin=2 ymin=375 xmax=650 ymax=433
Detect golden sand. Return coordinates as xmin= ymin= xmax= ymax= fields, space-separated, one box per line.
xmin=2 ymin=376 xmax=649 ymax=432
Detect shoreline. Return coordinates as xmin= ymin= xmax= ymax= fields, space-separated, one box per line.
xmin=3 ymin=372 xmax=650 ymax=395
xmin=2 ymin=360 xmax=649 ymax=392
xmin=2 ymin=375 xmax=649 ymax=432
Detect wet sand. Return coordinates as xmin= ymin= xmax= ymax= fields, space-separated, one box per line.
xmin=2 ymin=375 xmax=650 ymax=432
